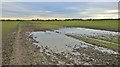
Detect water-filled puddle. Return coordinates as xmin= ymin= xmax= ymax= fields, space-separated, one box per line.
xmin=30 ymin=28 xmax=118 ymax=54
xmin=29 ymin=27 xmax=118 ymax=65
xmin=54 ymin=27 xmax=118 ymax=36
xmin=30 ymin=31 xmax=89 ymax=53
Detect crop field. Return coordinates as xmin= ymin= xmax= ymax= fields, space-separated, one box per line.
xmin=31 ymin=20 xmax=119 ymax=31
xmin=2 ymin=20 xmax=119 ymax=37
xmin=2 ymin=21 xmax=19 ymax=37
xmin=2 ymin=20 xmax=119 ymax=65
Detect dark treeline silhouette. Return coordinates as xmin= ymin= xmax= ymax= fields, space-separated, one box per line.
xmin=1 ymin=18 xmax=120 ymax=21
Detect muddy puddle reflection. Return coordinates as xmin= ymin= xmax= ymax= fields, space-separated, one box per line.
xmin=30 ymin=29 xmax=118 ymax=54
xmin=29 ymin=28 xmax=118 ymax=65
xmin=54 ymin=27 xmax=118 ymax=36
xmin=30 ymin=31 xmax=89 ymax=53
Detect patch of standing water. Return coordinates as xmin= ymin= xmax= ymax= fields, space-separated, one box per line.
xmin=54 ymin=27 xmax=119 ymax=36
xmin=30 ymin=31 xmax=89 ymax=53
xmin=30 ymin=30 xmax=118 ymax=54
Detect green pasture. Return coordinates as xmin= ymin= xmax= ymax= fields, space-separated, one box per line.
xmin=31 ymin=20 xmax=118 ymax=31
xmin=2 ymin=21 xmax=19 ymax=37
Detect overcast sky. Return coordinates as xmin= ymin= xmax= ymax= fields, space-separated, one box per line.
xmin=1 ymin=0 xmax=119 ymax=2
xmin=1 ymin=2 xmax=119 ymax=19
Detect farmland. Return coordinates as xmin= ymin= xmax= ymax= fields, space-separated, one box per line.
xmin=2 ymin=20 xmax=119 ymax=36
xmin=31 ymin=20 xmax=119 ymax=31
xmin=2 ymin=20 xmax=119 ymax=65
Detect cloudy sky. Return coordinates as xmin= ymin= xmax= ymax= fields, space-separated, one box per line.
xmin=1 ymin=2 xmax=119 ymax=19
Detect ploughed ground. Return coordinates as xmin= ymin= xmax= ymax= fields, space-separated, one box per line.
xmin=2 ymin=24 xmax=119 ymax=65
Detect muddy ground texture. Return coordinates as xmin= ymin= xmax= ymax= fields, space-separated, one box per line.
xmin=2 ymin=24 xmax=119 ymax=65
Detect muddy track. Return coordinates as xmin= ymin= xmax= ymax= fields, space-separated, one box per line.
xmin=8 ymin=24 xmax=53 ymax=65
xmin=2 ymin=29 xmax=17 ymax=65
xmin=10 ymin=24 xmax=24 ymax=64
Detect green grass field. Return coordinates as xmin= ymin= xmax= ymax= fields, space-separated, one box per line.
xmin=2 ymin=21 xmax=19 ymax=37
xmin=31 ymin=20 xmax=119 ymax=31
xmin=2 ymin=20 xmax=119 ymax=34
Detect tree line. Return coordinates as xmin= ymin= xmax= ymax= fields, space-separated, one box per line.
xmin=1 ymin=18 xmax=120 ymax=21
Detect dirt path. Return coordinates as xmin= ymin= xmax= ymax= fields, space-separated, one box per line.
xmin=10 ymin=25 xmax=23 ymax=64
xmin=8 ymin=24 xmax=54 ymax=65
